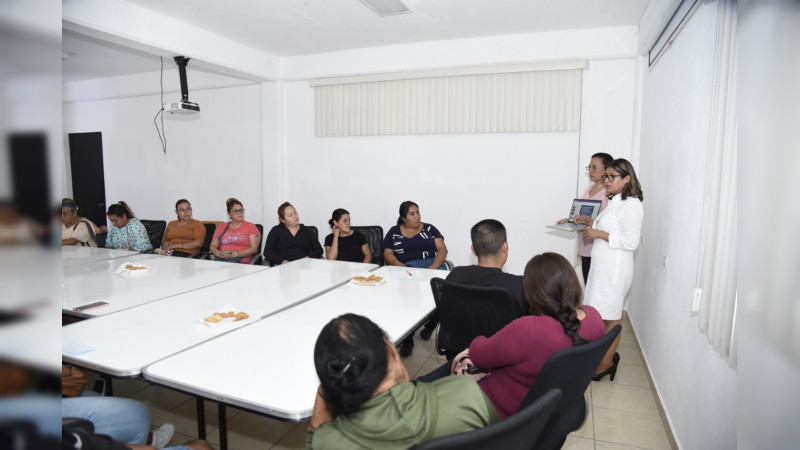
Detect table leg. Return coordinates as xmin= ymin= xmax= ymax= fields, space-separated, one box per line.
xmin=196 ymin=398 xmax=206 ymax=439
xmin=218 ymin=403 xmax=228 ymax=450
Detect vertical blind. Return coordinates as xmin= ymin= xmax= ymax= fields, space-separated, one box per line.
xmin=312 ymin=64 xmax=585 ymax=137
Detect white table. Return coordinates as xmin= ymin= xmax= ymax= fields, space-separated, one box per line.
xmin=62 ymin=246 xmax=137 ymax=267
xmin=62 ymin=259 xmax=378 ymax=376
xmin=62 ymin=253 xmax=267 ymax=317
xmin=143 ymin=266 xmax=443 ymax=422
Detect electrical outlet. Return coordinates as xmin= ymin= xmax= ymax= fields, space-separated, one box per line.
xmin=662 ymin=255 xmax=668 ymax=267
xmin=692 ymin=288 xmax=701 ymax=312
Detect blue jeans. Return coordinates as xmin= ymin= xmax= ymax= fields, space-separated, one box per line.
xmin=405 ymin=258 xmax=447 ymax=270
xmin=62 ymin=396 xmax=151 ymax=444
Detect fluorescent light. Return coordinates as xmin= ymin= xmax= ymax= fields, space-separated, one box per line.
xmin=358 ymin=0 xmax=410 ymax=16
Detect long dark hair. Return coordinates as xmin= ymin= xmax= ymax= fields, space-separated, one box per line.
xmin=107 ymin=201 xmax=134 ymax=218
xmin=524 ymin=252 xmax=589 ymax=346
xmin=396 ymin=201 xmax=418 ymax=226
xmin=328 ymin=208 xmax=349 ymax=229
xmin=314 ymin=314 xmax=389 ymax=417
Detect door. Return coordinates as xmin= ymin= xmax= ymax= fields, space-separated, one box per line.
xmin=10 ymin=133 xmax=50 ymax=225
xmin=68 ymin=132 xmax=107 ymax=227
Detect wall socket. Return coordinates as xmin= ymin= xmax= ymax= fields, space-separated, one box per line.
xmin=692 ymin=288 xmax=702 ymax=312
xmin=662 ymin=255 xmax=668 ymax=267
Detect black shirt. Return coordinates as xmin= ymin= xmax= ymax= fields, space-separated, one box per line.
xmin=324 ymin=231 xmax=368 ymax=262
xmin=264 ymin=223 xmax=323 ymax=265
xmin=446 ymin=265 xmax=528 ymax=318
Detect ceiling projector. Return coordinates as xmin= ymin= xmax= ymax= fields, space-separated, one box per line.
xmin=164 ymin=56 xmax=200 ymax=114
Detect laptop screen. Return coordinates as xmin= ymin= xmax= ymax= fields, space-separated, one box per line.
xmin=567 ymin=199 xmax=603 ymax=222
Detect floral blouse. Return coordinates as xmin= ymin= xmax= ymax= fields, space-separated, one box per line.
xmin=106 ymin=217 xmax=153 ymax=251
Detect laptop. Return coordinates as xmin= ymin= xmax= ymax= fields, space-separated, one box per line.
xmin=546 ymin=198 xmax=603 ymax=231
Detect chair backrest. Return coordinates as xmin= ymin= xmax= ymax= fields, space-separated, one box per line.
xmin=520 ymin=325 xmax=622 ymax=450
xmin=351 ymin=225 xmax=384 ymax=265
xmin=139 ymin=219 xmax=167 ymax=249
xmin=254 ymin=223 xmax=264 ymax=255
xmin=199 ymin=222 xmax=220 ymax=253
xmin=430 ymin=277 xmax=520 ymax=359
xmin=414 ymin=388 xmax=562 ymax=450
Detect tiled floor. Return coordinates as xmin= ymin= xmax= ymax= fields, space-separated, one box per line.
xmin=85 ymin=312 xmax=674 ymax=449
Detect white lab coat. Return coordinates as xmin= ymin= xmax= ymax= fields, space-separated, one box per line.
xmin=583 ymin=195 xmax=643 ymax=320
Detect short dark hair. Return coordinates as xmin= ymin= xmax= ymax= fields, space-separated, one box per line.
xmin=175 ymin=199 xmax=190 ymax=210
xmin=396 ymin=201 xmax=418 ymax=226
xmin=314 ymin=314 xmax=389 ymax=417
xmin=591 ymin=153 xmax=614 ymax=168
xmin=226 ymin=198 xmax=242 ymax=213
xmin=470 ymin=219 xmax=507 ymax=257
xmin=328 ymin=208 xmax=349 ymax=229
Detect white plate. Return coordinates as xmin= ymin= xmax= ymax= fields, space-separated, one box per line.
xmin=350 ymin=272 xmax=386 ymax=286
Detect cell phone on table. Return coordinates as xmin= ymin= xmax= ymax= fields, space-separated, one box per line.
xmin=73 ymin=301 xmax=110 ymax=312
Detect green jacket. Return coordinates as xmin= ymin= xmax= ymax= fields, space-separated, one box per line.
xmin=307 ymin=377 xmax=500 ymax=449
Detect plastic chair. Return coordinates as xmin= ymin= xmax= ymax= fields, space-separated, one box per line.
xmin=519 ymin=325 xmax=622 ymax=450
xmin=139 ymin=219 xmax=166 ymax=251
xmin=414 ymin=388 xmax=562 ymax=450
xmin=351 ymin=225 xmax=384 ymax=265
xmin=429 ymin=277 xmax=520 ymax=359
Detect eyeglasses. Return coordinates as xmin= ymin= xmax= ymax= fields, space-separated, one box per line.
xmin=585 ymin=165 xmax=602 ymax=172
xmin=601 ymin=174 xmax=623 ymax=182
xmin=230 ymin=209 xmax=245 ymax=214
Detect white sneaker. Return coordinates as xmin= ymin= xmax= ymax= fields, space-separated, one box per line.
xmin=150 ymin=423 xmax=175 ymax=448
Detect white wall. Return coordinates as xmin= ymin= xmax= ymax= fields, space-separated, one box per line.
xmin=628 ymin=2 xmax=736 ymax=448
xmin=279 ymin=28 xmax=638 ymax=275
xmin=63 ymin=81 xmax=266 ymax=225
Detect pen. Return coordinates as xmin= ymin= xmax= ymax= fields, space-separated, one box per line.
xmin=405 ymin=270 xmax=412 ymax=277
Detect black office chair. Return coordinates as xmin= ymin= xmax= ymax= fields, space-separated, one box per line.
xmin=249 ymin=224 xmax=264 ymax=265
xmin=264 ymin=224 xmax=319 ymax=266
xmin=139 ymin=219 xmax=166 ymax=252
xmin=62 ymin=417 xmax=94 ymax=434
xmin=519 ymin=325 xmax=622 ymax=450
xmin=430 ymin=277 xmax=520 ymax=359
xmin=188 ymin=222 xmax=219 ymax=260
xmin=414 ymin=388 xmax=562 ymax=450
xmin=351 ymin=225 xmax=384 ymax=265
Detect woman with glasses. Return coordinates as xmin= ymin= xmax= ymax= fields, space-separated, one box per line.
xmin=210 ymin=198 xmax=261 ymax=264
xmin=264 ymin=202 xmax=323 ymax=265
xmin=555 ymin=152 xmax=613 ymax=283
xmin=573 ymin=158 xmax=644 ymax=381
xmin=156 ymin=199 xmax=206 ymax=257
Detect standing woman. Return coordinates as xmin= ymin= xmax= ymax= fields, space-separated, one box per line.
xmin=61 ymin=199 xmax=97 ymax=247
xmin=210 ymin=198 xmax=261 ymax=264
xmin=556 ymin=152 xmax=614 ymax=283
xmin=158 ymin=199 xmax=206 ymax=257
xmin=264 ymin=202 xmax=323 ymax=265
xmin=105 ymin=202 xmax=152 ymax=252
xmin=574 ymin=158 xmax=644 ymax=380
xmin=324 ymin=208 xmax=371 ymax=263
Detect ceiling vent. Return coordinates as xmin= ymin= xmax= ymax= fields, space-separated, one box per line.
xmin=358 ymin=0 xmax=410 ymax=16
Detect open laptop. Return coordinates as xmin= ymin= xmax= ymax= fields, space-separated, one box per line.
xmin=546 ymin=198 xmax=603 ymax=231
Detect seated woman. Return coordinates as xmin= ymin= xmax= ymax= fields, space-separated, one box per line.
xmin=63 ymin=198 xmax=107 ymax=235
xmin=323 ymin=208 xmax=371 ymax=263
xmin=383 ymin=201 xmax=448 ymax=355
xmin=105 ymin=201 xmax=153 ymax=252
xmin=61 ymin=199 xmax=97 ymax=247
xmin=264 ymin=202 xmax=323 ymax=265
xmin=308 ymin=313 xmax=500 ymax=449
xmin=156 ymin=199 xmax=206 ymax=257
xmin=467 ymin=252 xmax=606 ymax=418
xmin=382 ymin=201 xmax=448 ymax=270
xmin=210 ymin=198 xmax=261 ymax=264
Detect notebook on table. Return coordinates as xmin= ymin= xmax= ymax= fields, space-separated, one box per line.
xmin=546 ymin=198 xmax=603 ymax=231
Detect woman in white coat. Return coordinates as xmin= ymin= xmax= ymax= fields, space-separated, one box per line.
xmin=573 ymin=158 xmax=643 ymax=381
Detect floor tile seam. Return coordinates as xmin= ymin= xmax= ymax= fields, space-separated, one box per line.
xmin=591 ymin=405 xmax=661 ymax=417
xmin=594 ymin=438 xmax=658 ymax=449
xmin=595 ymin=381 xmax=653 ymax=389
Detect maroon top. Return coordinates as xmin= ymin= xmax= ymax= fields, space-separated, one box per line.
xmin=469 ymin=305 xmax=605 ymax=418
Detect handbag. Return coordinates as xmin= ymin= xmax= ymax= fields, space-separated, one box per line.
xmin=450 ymin=348 xmax=489 ymax=382
xmin=62 ymin=365 xmax=87 ymax=397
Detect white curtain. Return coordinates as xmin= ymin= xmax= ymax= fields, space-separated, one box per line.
xmin=698 ymin=0 xmax=737 ymax=364
xmin=313 ymin=67 xmax=584 ymax=137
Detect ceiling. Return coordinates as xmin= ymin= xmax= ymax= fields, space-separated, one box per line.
xmin=62 ymin=0 xmax=652 ymax=82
